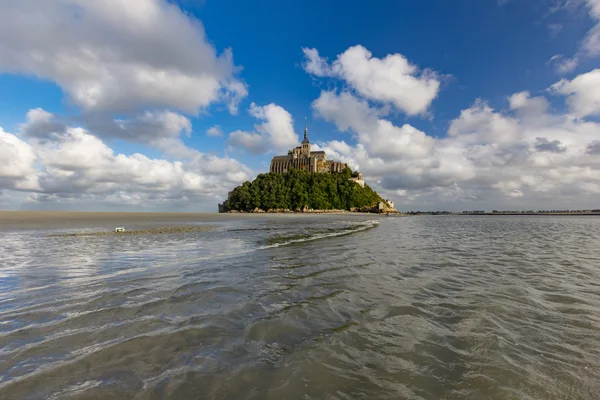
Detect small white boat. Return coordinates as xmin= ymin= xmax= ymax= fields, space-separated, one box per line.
xmin=115 ymin=227 xmax=125 ymax=232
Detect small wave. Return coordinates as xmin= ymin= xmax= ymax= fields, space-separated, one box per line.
xmin=258 ymin=220 xmax=379 ymax=250
xmin=154 ymin=219 xmax=381 ymax=267
xmin=47 ymin=380 xmax=103 ymax=400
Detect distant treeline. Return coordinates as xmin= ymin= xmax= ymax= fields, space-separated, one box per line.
xmin=221 ymin=168 xmax=384 ymax=212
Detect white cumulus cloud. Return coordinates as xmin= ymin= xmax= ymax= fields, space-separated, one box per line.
xmin=0 ymin=0 xmax=247 ymax=115
xmin=0 ymin=111 xmax=253 ymax=210
xmin=313 ymin=91 xmax=434 ymax=160
xmin=302 ymin=48 xmax=332 ymax=77
xmin=0 ymin=129 xmax=39 ymax=191
xmin=302 ymin=45 xmax=441 ymax=115
xmin=228 ymin=103 xmax=299 ymax=154
xmin=207 ymin=125 xmax=224 ymax=137
xmin=550 ymin=69 xmax=600 ymax=117
xmin=20 ymin=108 xmax=196 ymax=156
xmin=448 ymin=100 xmax=519 ymax=145
xmin=509 ymin=91 xmax=551 ymax=118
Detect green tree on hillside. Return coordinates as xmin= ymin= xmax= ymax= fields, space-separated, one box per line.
xmin=222 ymin=168 xmax=385 ymax=212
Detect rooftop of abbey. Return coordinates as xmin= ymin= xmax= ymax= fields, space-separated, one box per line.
xmin=270 ymin=124 xmax=353 ymax=175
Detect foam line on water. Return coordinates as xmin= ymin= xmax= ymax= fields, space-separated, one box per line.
xmin=156 ymin=219 xmax=381 ymax=267
xmin=257 ymin=219 xmax=380 ymax=249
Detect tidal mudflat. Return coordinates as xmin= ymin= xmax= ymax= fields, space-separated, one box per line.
xmin=1 ymin=213 xmax=600 ymax=399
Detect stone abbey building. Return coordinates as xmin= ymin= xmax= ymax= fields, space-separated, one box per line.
xmin=270 ymin=125 xmax=348 ymax=174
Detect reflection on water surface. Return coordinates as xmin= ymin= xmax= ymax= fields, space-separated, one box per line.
xmin=1 ymin=214 xmax=600 ymax=399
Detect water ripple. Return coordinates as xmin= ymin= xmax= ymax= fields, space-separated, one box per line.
xmin=1 ymin=216 xmax=600 ymax=399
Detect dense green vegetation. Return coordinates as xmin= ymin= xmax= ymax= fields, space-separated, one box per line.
xmin=221 ymin=168 xmax=385 ymax=212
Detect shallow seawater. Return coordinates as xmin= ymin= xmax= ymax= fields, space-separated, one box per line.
xmin=1 ymin=214 xmax=600 ymax=399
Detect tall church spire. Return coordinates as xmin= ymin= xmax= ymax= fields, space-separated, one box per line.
xmin=302 ymin=118 xmax=309 ymax=144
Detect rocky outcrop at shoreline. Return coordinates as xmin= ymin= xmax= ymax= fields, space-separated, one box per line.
xmin=227 ymin=202 xmax=399 ymax=214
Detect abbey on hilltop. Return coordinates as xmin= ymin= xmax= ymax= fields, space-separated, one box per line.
xmin=219 ymin=122 xmax=398 ymax=213
xmin=270 ymin=123 xmax=348 ymax=175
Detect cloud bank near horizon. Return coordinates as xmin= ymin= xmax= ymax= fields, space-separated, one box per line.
xmin=300 ymin=46 xmax=600 ymax=209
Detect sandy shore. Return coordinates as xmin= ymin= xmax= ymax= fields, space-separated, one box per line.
xmin=0 ymin=210 xmax=379 ymax=231
xmin=0 ymin=211 xmax=237 ymax=231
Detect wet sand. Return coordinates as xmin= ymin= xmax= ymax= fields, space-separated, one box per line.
xmin=0 ymin=210 xmax=376 ymax=231
xmin=0 ymin=211 xmax=245 ymax=231
xmin=49 ymin=225 xmax=215 ymax=237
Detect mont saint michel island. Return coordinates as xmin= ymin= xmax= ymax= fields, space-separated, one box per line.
xmin=219 ymin=125 xmax=396 ymax=214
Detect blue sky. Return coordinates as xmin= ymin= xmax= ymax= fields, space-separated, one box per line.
xmin=1 ymin=0 xmax=600 ymax=211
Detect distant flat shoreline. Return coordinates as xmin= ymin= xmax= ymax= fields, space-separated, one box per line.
xmin=437 ymin=213 xmax=600 ymax=216
xmin=497 ymin=213 xmax=600 ymax=216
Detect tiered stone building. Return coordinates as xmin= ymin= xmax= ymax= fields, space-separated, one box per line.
xmin=270 ymin=124 xmax=347 ymax=174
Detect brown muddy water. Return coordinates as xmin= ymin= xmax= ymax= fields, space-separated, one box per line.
xmin=1 ymin=212 xmax=600 ymax=399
